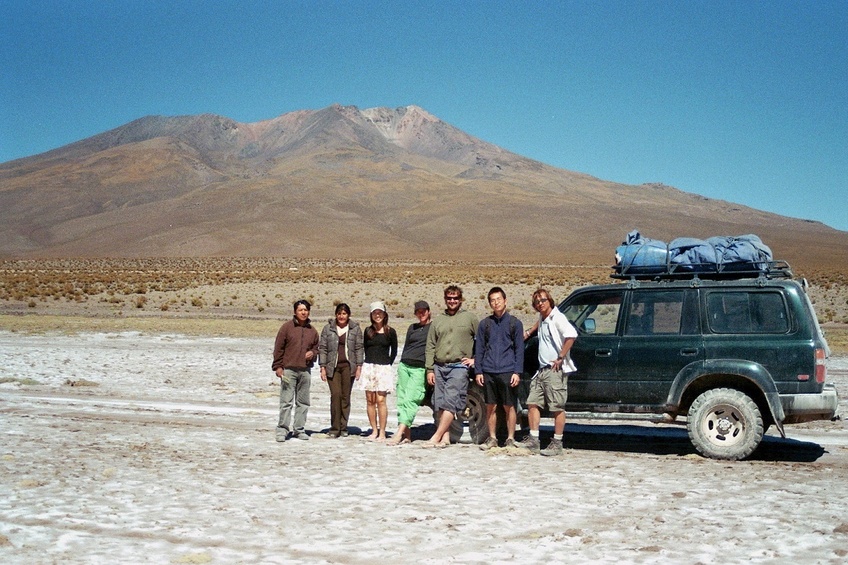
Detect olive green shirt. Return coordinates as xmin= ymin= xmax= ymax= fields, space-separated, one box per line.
xmin=425 ymin=309 xmax=478 ymax=371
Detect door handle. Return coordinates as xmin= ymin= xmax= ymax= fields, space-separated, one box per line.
xmin=680 ymin=348 xmax=699 ymax=356
xmin=595 ymin=349 xmax=612 ymax=357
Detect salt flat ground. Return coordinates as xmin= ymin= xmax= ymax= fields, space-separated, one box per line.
xmin=1 ymin=331 xmax=847 ymax=564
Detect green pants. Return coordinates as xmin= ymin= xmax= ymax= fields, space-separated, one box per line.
xmin=396 ymin=362 xmax=426 ymax=427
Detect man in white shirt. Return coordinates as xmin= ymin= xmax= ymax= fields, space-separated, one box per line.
xmin=522 ymin=288 xmax=577 ymax=456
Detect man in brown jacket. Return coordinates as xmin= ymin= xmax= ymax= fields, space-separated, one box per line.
xmin=272 ymin=299 xmax=319 ymax=441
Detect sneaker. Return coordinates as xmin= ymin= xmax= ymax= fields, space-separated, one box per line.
xmin=504 ymin=438 xmax=518 ymax=449
xmin=480 ymin=436 xmax=499 ymax=451
xmin=339 ymin=430 xmax=349 ymax=438
xmin=520 ymin=434 xmax=540 ymax=453
xmin=540 ymin=440 xmax=563 ymax=457
xmin=275 ymin=429 xmax=289 ymax=442
xmin=292 ymin=430 xmax=310 ymax=441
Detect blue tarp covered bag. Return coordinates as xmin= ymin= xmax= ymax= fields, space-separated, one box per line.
xmin=709 ymin=234 xmax=773 ymax=271
xmin=615 ymin=230 xmax=669 ymax=274
xmin=669 ymin=237 xmax=720 ymax=271
xmin=616 ymin=230 xmax=773 ymax=275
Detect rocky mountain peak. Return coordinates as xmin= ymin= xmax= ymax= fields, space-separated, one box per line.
xmin=360 ymin=105 xmax=440 ymax=148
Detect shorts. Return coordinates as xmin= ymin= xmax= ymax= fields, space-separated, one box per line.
xmin=526 ymin=367 xmax=570 ymax=412
xmin=482 ymin=372 xmax=517 ymax=408
xmin=432 ymin=364 xmax=469 ymax=416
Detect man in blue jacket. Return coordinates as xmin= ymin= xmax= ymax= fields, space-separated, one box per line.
xmin=474 ymin=287 xmax=524 ymax=450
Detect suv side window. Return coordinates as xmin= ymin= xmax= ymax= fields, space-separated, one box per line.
xmin=562 ymin=291 xmax=623 ymax=335
xmin=706 ymin=291 xmax=789 ymax=334
xmin=625 ymin=290 xmax=684 ymax=335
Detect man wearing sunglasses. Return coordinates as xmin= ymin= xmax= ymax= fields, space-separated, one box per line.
xmin=425 ymin=285 xmax=479 ymax=447
xmin=522 ymin=288 xmax=577 ymax=456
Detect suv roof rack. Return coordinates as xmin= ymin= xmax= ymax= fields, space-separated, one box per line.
xmin=611 ymin=260 xmax=794 ymax=281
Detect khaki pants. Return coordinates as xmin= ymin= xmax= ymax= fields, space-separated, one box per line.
xmin=278 ymin=368 xmax=311 ymax=433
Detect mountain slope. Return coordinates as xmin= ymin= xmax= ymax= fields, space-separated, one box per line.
xmin=1 ymin=104 xmax=845 ymax=270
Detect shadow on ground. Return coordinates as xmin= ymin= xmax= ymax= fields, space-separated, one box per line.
xmin=317 ymin=422 xmax=827 ymax=462
xmin=557 ymin=423 xmax=827 ymax=462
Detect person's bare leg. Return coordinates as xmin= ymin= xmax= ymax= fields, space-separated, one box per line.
xmin=429 ymin=410 xmax=454 ymax=445
xmin=505 ymin=405 xmax=517 ymax=440
xmin=486 ymin=404 xmax=497 ymax=437
xmin=365 ymin=391 xmax=378 ymax=439
xmin=553 ymin=410 xmax=566 ymax=436
xmin=528 ymin=405 xmax=541 ymax=431
xmin=376 ymin=392 xmax=388 ymax=440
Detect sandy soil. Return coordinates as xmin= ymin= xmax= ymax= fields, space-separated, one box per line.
xmin=1 ymin=330 xmax=847 ymax=564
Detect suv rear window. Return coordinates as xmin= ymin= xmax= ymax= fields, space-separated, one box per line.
xmin=625 ymin=290 xmax=685 ymax=335
xmin=706 ymin=291 xmax=789 ymax=334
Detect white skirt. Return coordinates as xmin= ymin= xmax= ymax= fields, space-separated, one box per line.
xmin=357 ymin=363 xmax=394 ymax=392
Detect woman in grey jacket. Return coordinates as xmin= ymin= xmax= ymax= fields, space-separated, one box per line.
xmin=318 ymin=303 xmax=365 ymax=438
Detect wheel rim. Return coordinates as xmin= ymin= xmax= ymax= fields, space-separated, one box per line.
xmin=463 ymin=389 xmax=486 ymax=430
xmin=451 ymin=386 xmax=487 ymax=444
xmin=699 ymin=403 xmax=747 ymax=446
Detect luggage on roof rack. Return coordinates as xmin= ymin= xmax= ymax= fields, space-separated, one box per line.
xmin=612 ymin=230 xmax=793 ymax=280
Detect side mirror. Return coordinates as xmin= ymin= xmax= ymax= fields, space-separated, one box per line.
xmin=582 ymin=318 xmax=596 ymax=334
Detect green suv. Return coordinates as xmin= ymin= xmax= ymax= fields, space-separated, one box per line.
xmin=462 ymin=264 xmax=839 ymax=460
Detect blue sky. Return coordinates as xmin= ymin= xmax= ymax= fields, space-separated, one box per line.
xmin=2 ymin=0 xmax=846 ymax=231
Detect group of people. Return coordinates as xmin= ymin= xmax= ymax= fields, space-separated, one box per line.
xmin=271 ymin=285 xmax=578 ymax=456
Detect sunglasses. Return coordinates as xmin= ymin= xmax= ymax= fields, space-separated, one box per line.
xmin=532 ymin=298 xmax=549 ymax=306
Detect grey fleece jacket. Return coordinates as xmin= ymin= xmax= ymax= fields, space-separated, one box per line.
xmin=318 ymin=319 xmax=365 ymax=371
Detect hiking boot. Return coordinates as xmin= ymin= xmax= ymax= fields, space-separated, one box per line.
xmin=504 ymin=438 xmax=518 ymax=449
xmin=520 ymin=434 xmax=540 ymax=453
xmin=339 ymin=430 xmax=349 ymax=438
xmin=292 ymin=430 xmax=310 ymax=441
xmin=540 ymin=440 xmax=563 ymax=457
xmin=275 ymin=429 xmax=289 ymax=442
xmin=480 ymin=436 xmax=499 ymax=451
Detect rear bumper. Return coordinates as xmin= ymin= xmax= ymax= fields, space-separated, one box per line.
xmin=780 ymin=384 xmax=840 ymax=424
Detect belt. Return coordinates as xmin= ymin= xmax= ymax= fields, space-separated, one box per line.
xmin=436 ymin=361 xmax=466 ymax=369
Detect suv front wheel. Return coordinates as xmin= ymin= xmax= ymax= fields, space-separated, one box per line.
xmin=687 ymin=388 xmax=764 ymax=460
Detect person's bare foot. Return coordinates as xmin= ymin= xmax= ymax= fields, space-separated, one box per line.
xmin=425 ymin=433 xmax=448 ymax=447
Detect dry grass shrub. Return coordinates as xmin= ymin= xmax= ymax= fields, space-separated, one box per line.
xmin=2 ymin=258 xmax=846 ymax=353
xmin=0 ymin=257 xmax=607 ymax=291
xmin=0 ymin=257 xmax=605 ymax=314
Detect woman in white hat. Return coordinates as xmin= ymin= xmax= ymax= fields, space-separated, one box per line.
xmin=358 ymin=301 xmax=398 ymax=440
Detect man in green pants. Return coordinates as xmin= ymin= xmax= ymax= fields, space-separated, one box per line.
xmin=387 ymin=301 xmax=431 ymax=445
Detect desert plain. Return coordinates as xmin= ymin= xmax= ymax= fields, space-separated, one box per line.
xmin=1 ymin=259 xmax=847 ymax=564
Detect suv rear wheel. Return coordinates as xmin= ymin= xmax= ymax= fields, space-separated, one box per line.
xmin=687 ymin=388 xmax=764 ymax=460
